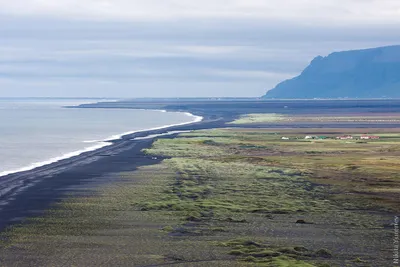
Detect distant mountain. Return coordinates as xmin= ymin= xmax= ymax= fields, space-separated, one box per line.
xmin=263 ymin=45 xmax=400 ymax=99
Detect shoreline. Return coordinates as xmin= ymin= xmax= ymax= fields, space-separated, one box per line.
xmin=0 ymin=108 xmax=221 ymax=232
xmin=1 ymin=99 xmax=399 ymax=266
xmin=0 ymin=110 xmax=202 ymax=179
xmin=1 ymin=118 xmax=397 ymax=266
xmin=3 ymin=98 xmax=400 ymax=232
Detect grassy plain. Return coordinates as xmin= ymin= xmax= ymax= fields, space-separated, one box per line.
xmin=229 ymin=114 xmax=286 ymax=124
xmin=230 ymin=113 xmax=400 ymax=125
xmin=1 ymin=125 xmax=398 ymax=266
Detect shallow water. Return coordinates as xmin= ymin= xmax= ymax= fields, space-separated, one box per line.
xmin=0 ymin=98 xmax=198 ymax=177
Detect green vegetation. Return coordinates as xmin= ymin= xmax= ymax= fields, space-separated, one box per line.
xmin=229 ymin=113 xmax=286 ymax=124
xmin=230 ymin=113 xmax=400 ymax=125
xmin=137 ymin=157 xmax=330 ymax=216
xmin=1 ymin=126 xmax=397 ymax=266
xmin=218 ymin=239 xmax=331 ymax=266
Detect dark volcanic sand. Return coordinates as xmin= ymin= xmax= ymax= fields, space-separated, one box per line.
xmin=2 ymin=99 xmax=400 ymax=232
xmin=0 ymin=113 xmax=226 ymax=232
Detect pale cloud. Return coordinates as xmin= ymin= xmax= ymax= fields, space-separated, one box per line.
xmin=0 ymin=0 xmax=399 ymax=24
xmin=0 ymin=1 xmax=400 ymax=97
xmin=176 ymin=46 xmax=243 ymax=55
xmin=208 ymin=69 xmax=296 ymax=80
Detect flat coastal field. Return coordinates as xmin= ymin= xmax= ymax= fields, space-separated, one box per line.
xmin=1 ymin=107 xmax=399 ymax=267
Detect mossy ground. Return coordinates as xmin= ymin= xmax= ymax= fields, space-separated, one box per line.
xmin=1 ymin=126 xmax=397 ymax=266
xmin=230 ymin=113 xmax=400 ymax=125
xmin=229 ymin=114 xmax=286 ymax=124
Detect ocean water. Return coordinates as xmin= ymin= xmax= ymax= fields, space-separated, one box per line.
xmin=0 ymin=98 xmax=200 ymax=177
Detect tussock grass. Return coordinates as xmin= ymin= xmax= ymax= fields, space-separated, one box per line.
xmin=1 ymin=126 xmax=397 ymax=266
xmin=218 ymin=239 xmax=330 ymax=266
xmin=229 ymin=114 xmax=286 ymax=124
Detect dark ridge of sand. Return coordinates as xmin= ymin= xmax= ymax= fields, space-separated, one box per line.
xmin=2 ymin=99 xmax=400 ymax=232
xmin=76 ymin=98 xmax=400 ymax=115
xmin=0 ymin=113 xmax=226 ymax=232
xmin=78 ymin=99 xmax=400 ymax=128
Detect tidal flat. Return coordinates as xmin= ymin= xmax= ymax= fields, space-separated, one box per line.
xmin=1 ymin=120 xmax=398 ymax=266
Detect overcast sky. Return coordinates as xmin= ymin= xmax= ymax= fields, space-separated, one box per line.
xmin=1 ymin=0 xmax=400 ymax=98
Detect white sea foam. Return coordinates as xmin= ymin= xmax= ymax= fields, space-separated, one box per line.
xmin=0 ymin=111 xmax=203 ymax=178
xmin=103 ymin=111 xmax=202 ymax=141
xmin=0 ymin=141 xmax=113 ymax=178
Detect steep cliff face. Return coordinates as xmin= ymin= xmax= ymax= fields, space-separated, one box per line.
xmin=263 ymin=45 xmax=400 ymax=99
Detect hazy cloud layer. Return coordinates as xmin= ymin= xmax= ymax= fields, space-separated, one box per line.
xmin=1 ymin=0 xmax=400 ymax=23
xmin=0 ymin=1 xmax=400 ymax=97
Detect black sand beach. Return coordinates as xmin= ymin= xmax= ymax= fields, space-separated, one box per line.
xmin=0 ymin=112 xmax=228 ymax=232
xmin=2 ymin=99 xmax=400 ymax=232
xmin=1 ymin=99 xmax=400 ymax=266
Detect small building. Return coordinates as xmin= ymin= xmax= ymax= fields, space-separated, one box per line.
xmin=336 ymin=135 xmax=353 ymax=140
xmin=318 ymin=136 xmax=328 ymax=139
xmin=360 ymin=135 xmax=380 ymax=140
xmin=281 ymin=137 xmax=290 ymax=140
xmin=305 ymin=135 xmax=318 ymax=139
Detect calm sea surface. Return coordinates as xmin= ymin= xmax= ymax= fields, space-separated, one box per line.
xmin=0 ymin=98 xmax=198 ymax=177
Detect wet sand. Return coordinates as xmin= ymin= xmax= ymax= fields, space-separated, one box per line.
xmin=2 ymin=99 xmax=400 ymax=232
xmin=0 ymin=112 xmax=227 ymax=232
